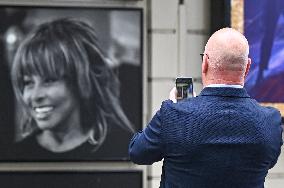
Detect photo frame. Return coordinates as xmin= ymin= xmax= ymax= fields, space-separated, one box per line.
xmin=230 ymin=0 xmax=284 ymax=117
xmin=0 ymin=170 xmax=143 ymax=188
xmin=0 ymin=5 xmax=143 ymax=162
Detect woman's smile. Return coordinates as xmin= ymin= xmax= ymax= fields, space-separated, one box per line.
xmin=33 ymin=106 xmax=54 ymax=120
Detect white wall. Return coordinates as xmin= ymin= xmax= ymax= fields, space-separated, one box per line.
xmin=147 ymin=0 xmax=210 ymax=186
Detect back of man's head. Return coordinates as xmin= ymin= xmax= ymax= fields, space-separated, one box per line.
xmin=202 ymin=28 xmax=251 ymax=86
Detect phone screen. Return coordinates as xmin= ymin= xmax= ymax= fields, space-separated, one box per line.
xmin=176 ymin=77 xmax=193 ymax=101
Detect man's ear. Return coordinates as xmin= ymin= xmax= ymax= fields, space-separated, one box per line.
xmin=244 ymin=58 xmax=251 ymax=78
xmin=202 ymin=57 xmax=208 ymax=74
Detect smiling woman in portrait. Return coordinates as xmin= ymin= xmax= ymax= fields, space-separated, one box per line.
xmin=10 ymin=18 xmax=134 ymax=160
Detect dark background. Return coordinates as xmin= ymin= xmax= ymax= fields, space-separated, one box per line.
xmin=210 ymin=0 xmax=231 ymax=35
xmin=0 ymin=171 xmax=143 ymax=188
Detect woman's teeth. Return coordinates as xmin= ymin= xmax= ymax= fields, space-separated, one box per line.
xmin=34 ymin=106 xmax=53 ymax=113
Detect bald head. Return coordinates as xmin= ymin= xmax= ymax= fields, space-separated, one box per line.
xmin=202 ymin=28 xmax=251 ymax=86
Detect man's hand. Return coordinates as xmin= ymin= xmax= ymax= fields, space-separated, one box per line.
xmin=169 ymin=87 xmax=196 ymax=103
xmin=169 ymin=87 xmax=177 ymax=103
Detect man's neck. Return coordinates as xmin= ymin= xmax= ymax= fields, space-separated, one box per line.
xmin=203 ymin=76 xmax=244 ymax=87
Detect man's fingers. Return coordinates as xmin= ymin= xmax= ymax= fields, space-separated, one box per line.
xmin=169 ymin=87 xmax=177 ymax=103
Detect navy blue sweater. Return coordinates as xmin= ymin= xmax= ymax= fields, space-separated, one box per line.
xmin=129 ymin=87 xmax=283 ymax=188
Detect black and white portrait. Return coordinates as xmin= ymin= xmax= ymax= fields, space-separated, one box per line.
xmin=0 ymin=7 xmax=142 ymax=161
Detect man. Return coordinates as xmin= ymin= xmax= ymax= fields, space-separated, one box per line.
xmin=129 ymin=28 xmax=283 ymax=188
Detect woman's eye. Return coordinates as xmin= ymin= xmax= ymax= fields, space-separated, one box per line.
xmin=23 ymin=80 xmax=32 ymax=86
xmin=43 ymin=78 xmax=57 ymax=85
xmin=23 ymin=77 xmax=33 ymax=87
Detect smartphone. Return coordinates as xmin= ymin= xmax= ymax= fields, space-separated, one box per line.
xmin=176 ymin=77 xmax=193 ymax=101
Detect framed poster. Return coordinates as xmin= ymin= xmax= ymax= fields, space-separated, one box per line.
xmin=230 ymin=0 xmax=284 ymax=118
xmin=0 ymin=5 xmax=143 ymax=161
xmin=0 ymin=170 xmax=143 ymax=188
